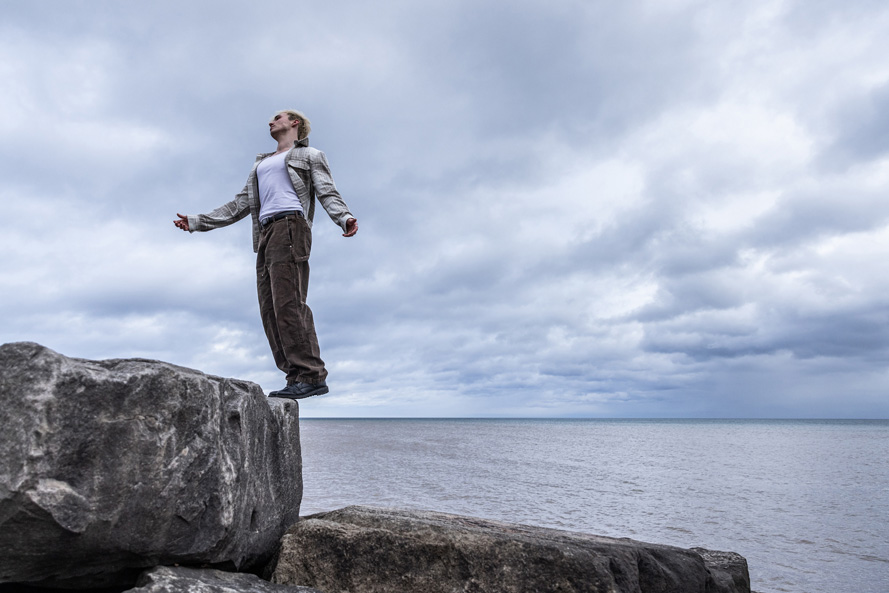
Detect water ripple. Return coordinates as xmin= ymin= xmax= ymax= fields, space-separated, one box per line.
xmin=300 ymin=418 xmax=889 ymax=593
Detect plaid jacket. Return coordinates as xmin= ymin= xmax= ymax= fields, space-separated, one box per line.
xmin=187 ymin=137 xmax=354 ymax=252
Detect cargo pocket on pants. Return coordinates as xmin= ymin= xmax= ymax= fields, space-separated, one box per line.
xmin=288 ymin=216 xmax=311 ymax=262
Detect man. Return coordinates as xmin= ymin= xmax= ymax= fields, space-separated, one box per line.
xmin=174 ymin=109 xmax=357 ymax=400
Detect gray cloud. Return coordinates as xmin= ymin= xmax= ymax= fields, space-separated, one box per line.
xmin=1 ymin=0 xmax=887 ymax=417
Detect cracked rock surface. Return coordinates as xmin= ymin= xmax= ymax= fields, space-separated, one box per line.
xmin=0 ymin=342 xmax=302 ymax=589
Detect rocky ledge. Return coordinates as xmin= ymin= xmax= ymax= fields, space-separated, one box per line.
xmin=271 ymin=505 xmax=751 ymax=593
xmin=0 ymin=342 xmax=302 ymax=589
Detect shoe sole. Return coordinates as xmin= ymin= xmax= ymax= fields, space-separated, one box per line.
xmin=269 ymin=385 xmax=330 ymax=400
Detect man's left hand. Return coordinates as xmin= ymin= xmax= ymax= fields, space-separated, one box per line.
xmin=343 ymin=218 xmax=358 ymax=237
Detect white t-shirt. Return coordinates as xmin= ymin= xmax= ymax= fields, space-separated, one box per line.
xmin=257 ymin=151 xmax=304 ymax=220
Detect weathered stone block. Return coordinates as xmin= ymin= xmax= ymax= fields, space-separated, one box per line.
xmin=0 ymin=342 xmax=302 ymax=588
xmin=127 ymin=566 xmax=322 ymax=593
xmin=272 ymin=506 xmax=751 ymax=593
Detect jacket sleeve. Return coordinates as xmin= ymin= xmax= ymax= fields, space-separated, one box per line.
xmin=187 ymin=185 xmax=251 ymax=232
xmin=311 ymin=151 xmax=355 ymax=231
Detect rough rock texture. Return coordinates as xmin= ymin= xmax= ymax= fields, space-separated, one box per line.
xmin=127 ymin=566 xmax=322 ymax=593
xmin=692 ymin=548 xmax=752 ymax=593
xmin=0 ymin=342 xmax=302 ymax=589
xmin=272 ymin=506 xmax=751 ymax=593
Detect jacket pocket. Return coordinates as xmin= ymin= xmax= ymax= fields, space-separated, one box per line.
xmin=286 ymin=160 xmax=312 ymax=200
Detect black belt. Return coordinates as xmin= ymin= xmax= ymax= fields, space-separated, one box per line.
xmin=260 ymin=210 xmax=303 ymax=228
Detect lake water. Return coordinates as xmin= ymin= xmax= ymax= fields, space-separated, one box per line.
xmin=299 ymin=419 xmax=889 ymax=593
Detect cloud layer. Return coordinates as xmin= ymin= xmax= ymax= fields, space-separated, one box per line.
xmin=2 ymin=0 xmax=888 ymax=417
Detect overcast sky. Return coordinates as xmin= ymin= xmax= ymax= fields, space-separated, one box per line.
xmin=2 ymin=0 xmax=887 ymax=417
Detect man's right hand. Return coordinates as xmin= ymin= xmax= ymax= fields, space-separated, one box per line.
xmin=174 ymin=213 xmax=190 ymax=231
xmin=343 ymin=217 xmax=358 ymax=237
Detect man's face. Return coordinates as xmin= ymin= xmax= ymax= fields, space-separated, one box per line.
xmin=269 ymin=113 xmax=298 ymax=137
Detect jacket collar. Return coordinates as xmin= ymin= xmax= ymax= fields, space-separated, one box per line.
xmin=256 ymin=136 xmax=310 ymax=160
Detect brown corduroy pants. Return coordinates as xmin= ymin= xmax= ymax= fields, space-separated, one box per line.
xmin=256 ymin=213 xmax=327 ymax=385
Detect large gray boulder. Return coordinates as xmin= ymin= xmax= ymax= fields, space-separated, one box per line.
xmin=271 ymin=506 xmax=751 ymax=593
xmin=127 ymin=566 xmax=322 ymax=593
xmin=0 ymin=342 xmax=302 ymax=589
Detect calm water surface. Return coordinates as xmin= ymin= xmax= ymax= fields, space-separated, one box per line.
xmin=299 ymin=419 xmax=889 ymax=593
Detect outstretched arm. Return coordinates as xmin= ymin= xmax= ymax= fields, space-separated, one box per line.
xmin=310 ymin=151 xmax=358 ymax=234
xmin=174 ymin=185 xmax=251 ymax=234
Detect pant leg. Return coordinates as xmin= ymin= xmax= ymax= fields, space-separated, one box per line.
xmin=257 ymin=233 xmax=288 ymax=376
xmin=256 ymin=215 xmax=327 ymax=384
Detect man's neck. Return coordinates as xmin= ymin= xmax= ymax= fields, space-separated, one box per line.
xmin=273 ymin=129 xmax=302 ymax=154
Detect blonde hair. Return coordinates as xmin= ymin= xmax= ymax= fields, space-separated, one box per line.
xmin=276 ymin=109 xmax=312 ymax=140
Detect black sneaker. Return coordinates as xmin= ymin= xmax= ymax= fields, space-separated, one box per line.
xmin=269 ymin=381 xmax=329 ymax=400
